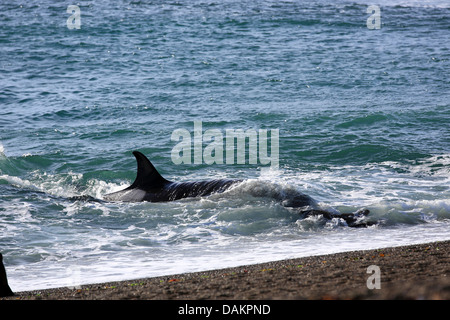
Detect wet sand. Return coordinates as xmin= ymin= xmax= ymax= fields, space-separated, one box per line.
xmin=3 ymin=240 xmax=450 ymax=300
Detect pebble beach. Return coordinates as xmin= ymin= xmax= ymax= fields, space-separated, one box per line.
xmin=4 ymin=240 xmax=449 ymax=300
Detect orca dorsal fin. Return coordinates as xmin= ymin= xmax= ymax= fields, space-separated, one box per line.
xmin=127 ymin=151 xmax=169 ymax=190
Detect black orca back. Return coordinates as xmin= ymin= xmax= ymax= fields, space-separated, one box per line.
xmin=149 ymin=179 xmax=240 ymax=202
xmin=127 ymin=151 xmax=170 ymax=190
xmin=104 ymin=151 xmax=241 ymax=202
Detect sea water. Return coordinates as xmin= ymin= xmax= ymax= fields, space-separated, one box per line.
xmin=0 ymin=0 xmax=449 ymax=291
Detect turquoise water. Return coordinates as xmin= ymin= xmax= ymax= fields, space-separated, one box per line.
xmin=1 ymin=0 xmax=449 ymax=291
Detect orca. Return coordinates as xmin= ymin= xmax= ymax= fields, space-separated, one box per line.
xmin=103 ymin=151 xmax=241 ymax=203
xmin=104 ymin=151 xmax=372 ymax=227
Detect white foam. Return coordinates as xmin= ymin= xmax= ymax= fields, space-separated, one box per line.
xmin=3 ymin=153 xmax=450 ymax=292
xmin=0 ymin=174 xmax=34 ymax=190
xmin=0 ymin=170 xmax=128 ymax=201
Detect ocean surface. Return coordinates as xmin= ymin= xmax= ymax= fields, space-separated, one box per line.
xmin=1 ymin=0 xmax=449 ymax=291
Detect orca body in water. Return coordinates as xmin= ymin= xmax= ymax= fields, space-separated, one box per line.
xmin=104 ymin=151 xmax=372 ymax=227
xmin=104 ymin=151 xmax=241 ymax=203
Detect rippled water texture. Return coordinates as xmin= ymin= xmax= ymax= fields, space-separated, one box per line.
xmin=0 ymin=0 xmax=449 ymax=290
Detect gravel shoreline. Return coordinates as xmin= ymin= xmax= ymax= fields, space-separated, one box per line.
xmin=3 ymin=240 xmax=449 ymax=300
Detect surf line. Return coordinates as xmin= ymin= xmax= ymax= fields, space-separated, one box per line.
xmin=171 ymin=120 xmax=279 ymax=169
